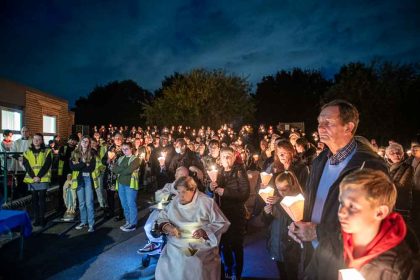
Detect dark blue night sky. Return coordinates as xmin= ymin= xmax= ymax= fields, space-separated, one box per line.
xmin=1 ymin=0 xmax=419 ymax=107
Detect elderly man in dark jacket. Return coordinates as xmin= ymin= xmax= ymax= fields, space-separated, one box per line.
xmin=288 ymin=100 xmax=388 ymax=278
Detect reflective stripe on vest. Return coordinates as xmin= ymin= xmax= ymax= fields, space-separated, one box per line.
xmin=23 ymin=149 xmax=52 ymax=184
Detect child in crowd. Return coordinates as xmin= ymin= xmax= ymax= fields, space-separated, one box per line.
xmin=305 ymin=169 xmax=419 ymax=279
xmin=263 ymin=171 xmax=303 ymax=280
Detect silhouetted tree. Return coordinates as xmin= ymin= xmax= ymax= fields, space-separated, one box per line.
xmin=143 ymin=69 xmax=255 ymax=128
xmin=73 ymin=80 xmax=153 ymax=126
xmin=153 ymin=72 xmax=185 ymax=99
xmin=254 ymin=68 xmax=331 ymax=133
xmin=324 ymin=61 xmax=420 ymax=146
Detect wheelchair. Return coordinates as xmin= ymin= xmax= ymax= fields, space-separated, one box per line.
xmin=140 ymin=220 xmax=167 ymax=268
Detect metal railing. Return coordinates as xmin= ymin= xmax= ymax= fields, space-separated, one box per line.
xmin=0 ymin=151 xmax=23 ymax=207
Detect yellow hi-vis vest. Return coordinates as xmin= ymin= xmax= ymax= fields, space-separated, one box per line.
xmin=115 ymin=155 xmax=139 ymax=191
xmin=23 ymin=148 xmax=52 ymax=184
xmin=90 ymin=146 xmax=107 ymax=189
xmin=71 ymin=170 xmax=98 ymax=189
xmin=70 ymin=154 xmax=98 ymax=189
xmin=58 ymin=146 xmax=67 ymax=176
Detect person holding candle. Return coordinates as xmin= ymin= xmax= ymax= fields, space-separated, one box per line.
xmin=166 ymin=138 xmax=205 ymax=191
xmin=102 ymin=132 xmax=124 ymax=221
xmin=137 ymin=166 xmax=189 ymax=254
xmin=201 ymin=139 xmax=221 ymax=171
xmin=133 ymin=138 xmax=148 ymax=188
xmin=288 ymin=100 xmax=388 ymax=274
xmin=155 ymin=176 xmax=230 ymax=280
xmin=210 ymin=147 xmax=250 ymax=279
xmin=169 ymin=138 xmax=204 ymax=176
xmin=263 ymin=171 xmax=303 ymax=280
xmin=304 ymin=169 xmax=420 ymax=279
xmin=255 ymin=140 xmax=309 ymax=218
xmin=150 ymin=134 xmax=174 ymax=189
xmin=266 ymin=140 xmax=309 ymax=189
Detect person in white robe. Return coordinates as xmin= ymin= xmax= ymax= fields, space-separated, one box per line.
xmin=155 ymin=176 xmax=230 ymax=280
xmin=138 ymin=167 xmax=190 ymax=254
xmin=11 ymin=126 xmax=32 ymax=198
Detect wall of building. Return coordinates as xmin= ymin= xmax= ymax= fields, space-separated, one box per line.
xmin=0 ymin=78 xmax=74 ymax=139
xmin=25 ymin=90 xmax=73 ymax=139
xmin=0 ymin=79 xmax=26 ymax=108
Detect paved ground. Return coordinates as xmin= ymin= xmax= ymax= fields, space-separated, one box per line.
xmin=0 ymin=192 xmax=279 ymax=280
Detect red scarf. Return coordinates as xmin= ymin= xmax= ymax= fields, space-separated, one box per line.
xmin=342 ymin=212 xmax=406 ymax=270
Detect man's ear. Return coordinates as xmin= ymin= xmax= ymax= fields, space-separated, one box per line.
xmin=375 ymin=205 xmax=390 ymax=221
xmin=345 ymin=122 xmax=355 ymax=135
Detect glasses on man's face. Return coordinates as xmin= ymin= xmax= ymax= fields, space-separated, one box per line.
xmin=122 ymin=147 xmax=131 ymax=151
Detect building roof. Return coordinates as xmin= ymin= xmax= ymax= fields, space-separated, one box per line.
xmin=0 ymin=77 xmax=68 ymax=104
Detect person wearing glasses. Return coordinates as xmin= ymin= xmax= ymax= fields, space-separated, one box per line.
xmin=113 ymin=141 xmax=140 ymax=232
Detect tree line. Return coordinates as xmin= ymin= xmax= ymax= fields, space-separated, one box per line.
xmin=73 ymin=61 xmax=420 ymax=146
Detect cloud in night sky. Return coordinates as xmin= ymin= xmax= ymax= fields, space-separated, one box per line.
xmin=0 ymin=0 xmax=419 ymax=106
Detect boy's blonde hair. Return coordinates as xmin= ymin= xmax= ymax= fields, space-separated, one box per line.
xmin=339 ymin=169 xmax=397 ymax=210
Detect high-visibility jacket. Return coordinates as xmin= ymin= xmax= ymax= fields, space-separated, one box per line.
xmin=71 ymin=170 xmax=98 ymax=189
xmin=91 ymin=145 xmax=107 ymax=188
xmin=23 ymin=148 xmax=52 ymax=183
xmin=58 ymin=146 xmax=67 ymax=176
xmin=115 ymin=155 xmax=139 ymax=191
xmin=70 ymin=154 xmax=97 ymax=189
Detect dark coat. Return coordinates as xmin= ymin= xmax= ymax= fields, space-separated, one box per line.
xmin=305 ymin=235 xmax=420 ymax=280
xmin=58 ymin=144 xmax=76 ymax=177
xmin=302 ymin=140 xmax=388 ymax=268
xmin=297 ymin=146 xmax=317 ymax=167
xmin=215 ymin=163 xmax=250 ymax=241
xmin=263 ymin=203 xmax=301 ymax=265
xmin=389 ymin=160 xmax=414 ymax=211
xmin=168 ymin=148 xmax=204 ymax=179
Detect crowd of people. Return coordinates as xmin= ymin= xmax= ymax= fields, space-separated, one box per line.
xmin=1 ymin=99 xmax=420 ymax=279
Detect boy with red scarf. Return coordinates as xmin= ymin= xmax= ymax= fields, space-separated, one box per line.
xmin=305 ymin=169 xmax=419 ymax=279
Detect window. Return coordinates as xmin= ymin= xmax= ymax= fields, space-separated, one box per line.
xmin=1 ymin=108 xmax=22 ymax=131
xmin=1 ymin=107 xmax=22 ymax=140
xmin=43 ymin=115 xmax=56 ymax=143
